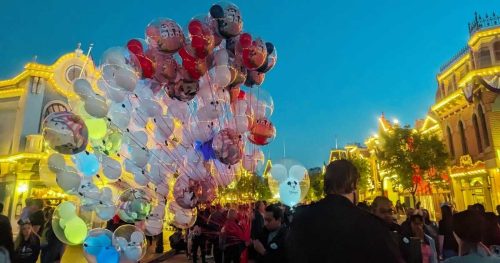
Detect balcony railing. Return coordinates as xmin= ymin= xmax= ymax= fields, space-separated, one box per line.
xmin=469 ymin=12 xmax=500 ymax=35
xmin=439 ymin=45 xmax=470 ymax=73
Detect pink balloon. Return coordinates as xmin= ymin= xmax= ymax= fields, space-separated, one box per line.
xmin=173 ymin=175 xmax=202 ymax=209
xmin=212 ymin=128 xmax=243 ymax=165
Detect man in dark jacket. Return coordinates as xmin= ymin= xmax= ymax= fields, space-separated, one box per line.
xmin=252 ymin=204 xmax=288 ymax=263
xmin=287 ymin=160 xmax=403 ymax=263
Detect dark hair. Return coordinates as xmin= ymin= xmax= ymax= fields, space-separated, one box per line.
xmin=357 ymin=202 xmax=370 ymax=212
xmin=0 ymin=202 xmax=3 ymax=213
xmin=470 ymin=203 xmax=485 ymax=214
xmin=31 ymin=199 xmax=43 ymax=209
xmin=324 ymin=160 xmax=359 ymax=195
xmin=482 ymin=212 xmax=500 ymax=247
xmin=371 ymin=196 xmax=392 ymax=212
xmin=410 ymin=214 xmax=424 ymax=223
xmin=453 ymin=210 xmax=483 ymax=243
xmin=255 ymin=201 xmax=264 ymax=210
xmin=440 ymin=204 xmax=453 ymax=229
xmin=265 ymin=205 xmax=283 ymax=221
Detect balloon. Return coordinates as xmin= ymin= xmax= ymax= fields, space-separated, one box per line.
xmin=84 ymin=93 xmax=109 ymax=118
xmin=107 ymin=102 xmax=132 ymax=130
xmin=97 ymin=246 xmax=119 ymax=263
xmin=165 ymin=201 xmax=197 ymax=229
xmin=117 ymin=188 xmax=152 ymax=223
xmin=268 ymin=159 xmax=310 ymax=207
xmin=47 ymin=153 xmax=66 ymax=173
xmin=154 ymin=114 xmax=175 ymax=139
xmin=248 ymin=118 xmax=276 ymax=146
xmin=150 ymin=50 xmax=178 ymax=83
xmin=83 ymin=228 xmax=113 ymax=257
xmin=43 ymin=111 xmax=88 ymax=155
xmin=212 ymin=160 xmax=238 ymax=187
xmin=77 ymin=178 xmax=101 ymax=211
xmin=244 ymin=70 xmax=265 ymax=87
xmin=235 ymin=33 xmax=267 ymax=70
xmin=187 ymin=16 xmax=216 ymax=59
xmin=64 ymin=217 xmax=88 ymax=244
xmin=126 ymin=39 xmax=146 ymax=56
xmin=145 ymin=204 xmax=165 ymax=236
xmin=195 ymin=139 xmax=216 ymax=161
xmin=146 ymin=18 xmax=185 ymax=53
xmin=84 ymin=118 xmax=108 ymax=141
xmin=179 ymin=46 xmax=208 ymax=80
xmin=97 ymin=78 xmax=127 ymax=103
xmin=174 ymin=175 xmax=202 ymax=209
xmin=212 ymin=128 xmax=243 ymax=165
xmin=101 ymin=47 xmax=141 ymax=92
xmin=72 ymin=151 xmax=100 ymax=177
xmin=198 ymin=175 xmax=217 ymax=203
xmin=113 ymin=225 xmax=147 ymax=261
xmin=257 ymin=42 xmax=277 ymax=73
xmin=73 ymin=78 xmax=94 ymax=100
xmin=247 ymin=87 xmax=274 ymax=119
xmin=209 ymin=2 xmax=243 ymax=38
xmin=166 ymin=69 xmax=200 ymax=102
xmin=101 ymin=155 xmax=122 ymax=180
xmin=55 ymin=166 xmax=81 ymax=194
xmin=52 ymin=201 xmax=88 ymax=245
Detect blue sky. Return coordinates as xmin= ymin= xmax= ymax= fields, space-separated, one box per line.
xmin=0 ymin=0 xmax=496 ymax=168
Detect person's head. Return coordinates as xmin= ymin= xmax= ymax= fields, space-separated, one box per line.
xmin=371 ymin=196 xmax=394 ymax=225
xmin=481 ymin=212 xmax=500 ymax=247
xmin=30 ymin=199 xmax=43 ymax=212
xmin=225 ymin=203 xmax=231 ymax=210
xmin=25 ymin=198 xmax=33 ymax=207
xmin=19 ymin=221 xmax=33 ymax=239
xmin=264 ymin=205 xmax=283 ymax=231
xmin=422 ymin=209 xmax=431 ymax=223
xmin=324 ymin=160 xmax=359 ymax=202
xmin=215 ymin=204 xmax=223 ymax=212
xmin=227 ymin=209 xmax=237 ymax=220
xmin=410 ymin=214 xmax=424 ymax=235
xmin=255 ymin=201 xmax=265 ymax=214
xmin=452 ymin=210 xmax=484 ymax=254
xmin=406 ymin=207 xmax=415 ymax=220
xmin=470 ymin=203 xmax=485 ymax=214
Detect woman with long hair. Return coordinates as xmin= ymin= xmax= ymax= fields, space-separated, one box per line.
xmin=14 ymin=220 xmax=40 ymax=263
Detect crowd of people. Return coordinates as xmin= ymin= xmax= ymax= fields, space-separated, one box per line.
xmin=175 ymin=160 xmax=500 ymax=263
xmin=3 ymin=159 xmax=500 ymax=263
xmin=0 ymin=198 xmax=65 ymax=263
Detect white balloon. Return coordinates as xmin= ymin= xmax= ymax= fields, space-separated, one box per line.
xmin=101 ymin=155 xmax=122 ymax=180
xmin=270 ymin=164 xmax=288 ymax=183
xmin=209 ymin=65 xmax=231 ymax=88
xmin=108 ymin=103 xmax=131 ymax=129
xmin=56 ymin=166 xmax=81 ymax=193
xmin=48 ymin=153 xmax=66 ymax=173
xmin=214 ymin=49 xmax=229 ymax=65
xmin=155 ymin=114 xmax=175 ymax=139
xmin=84 ymin=93 xmax=109 ymax=118
xmin=73 ymin=78 xmax=94 ymax=100
xmin=234 ymin=115 xmax=249 ymax=133
xmin=114 ymin=67 xmax=138 ymax=92
xmin=289 ymin=165 xmax=307 ymax=181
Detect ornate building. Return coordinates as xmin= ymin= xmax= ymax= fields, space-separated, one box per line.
xmin=432 ymin=12 xmax=500 ymax=211
xmin=0 ymin=46 xmax=122 ymax=232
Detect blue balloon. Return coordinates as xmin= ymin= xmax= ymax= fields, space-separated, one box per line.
xmin=84 ymin=234 xmax=112 ymax=256
xmin=72 ymin=151 xmax=100 ymax=177
xmin=97 ymin=246 xmax=119 ymax=263
xmin=194 ymin=139 xmax=215 ymax=161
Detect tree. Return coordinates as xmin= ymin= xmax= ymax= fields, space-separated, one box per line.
xmin=305 ymin=169 xmax=324 ymax=201
xmin=350 ymin=156 xmax=372 ymax=193
xmin=218 ymin=173 xmax=272 ymax=202
xmin=377 ymin=126 xmax=448 ymax=203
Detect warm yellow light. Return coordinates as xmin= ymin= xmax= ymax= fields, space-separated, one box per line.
xmin=17 ymin=183 xmax=28 ymax=194
xmin=393 ymin=119 xmax=399 ymax=125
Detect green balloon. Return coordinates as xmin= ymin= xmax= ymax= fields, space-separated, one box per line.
xmin=84 ymin=118 xmax=107 ymax=140
xmin=64 ymin=217 xmax=88 ymax=245
xmin=58 ymin=201 xmax=76 ymax=219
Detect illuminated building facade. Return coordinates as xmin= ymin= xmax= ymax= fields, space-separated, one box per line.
xmin=431 ymin=12 xmax=500 ymax=211
xmin=0 ymin=46 xmax=103 ymax=231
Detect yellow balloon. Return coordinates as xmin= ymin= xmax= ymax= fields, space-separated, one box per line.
xmin=84 ymin=118 xmax=108 ymax=140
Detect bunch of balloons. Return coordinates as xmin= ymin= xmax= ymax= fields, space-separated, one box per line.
xmin=40 ymin=2 xmax=278 ymax=262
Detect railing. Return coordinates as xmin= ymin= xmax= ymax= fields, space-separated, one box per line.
xmin=469 ymin=12 xmax=500 ymax=36
xmin=439 ymin=45 xmax=470 ymax=73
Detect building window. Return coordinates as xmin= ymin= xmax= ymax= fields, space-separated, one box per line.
xmin=478 ymin=105 xmax=490 ymax=147
xmin=472 ymin=114 xmax=483 ymax=153
xmin=459 ymin=121 xmax=468 ymax=155
xmin=447 ymin=126 xmax=455 ymax=158
xmin=494 ymin=42 xmax=500 ymax=61
xmin=43 ymin=102 xmax=68 ymax=120
xmin=477 ymin=48 xmax=492 ymax=68
xmin=65 ymin=65 xmax=85 ymax=83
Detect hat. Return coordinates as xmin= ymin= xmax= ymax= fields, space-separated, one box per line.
xmin=18 ymin=218 xmax=31 ymax=226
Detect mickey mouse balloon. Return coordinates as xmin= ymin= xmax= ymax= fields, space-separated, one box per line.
xmin=270 ymin=159 xmax=310 ymax=207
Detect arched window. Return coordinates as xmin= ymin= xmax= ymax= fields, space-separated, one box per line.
xmin=42 ymin=102 xmax=68 ymax=120
xmin=477 ymin=47 xmax=492 ymax=68
xmin=478 ymin=105 xmax=490 ymax=147
xmin=494 ymin=41 xmax=500 ymax=61
xmin=447 ymin=126 xmax=455 ymax=158
xmin=459 ymin=121 xmax=468 ymax=155
xmin=472 ymin=114 xmax=483 ymax=153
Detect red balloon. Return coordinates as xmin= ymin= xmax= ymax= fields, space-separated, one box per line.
xmin=187 ymin=18 xmax=216 ymax=59
xmin=248 ymin=118 xmax=276 ymax=146
xmin=235 ymin=33 xmax=267 ymax=70
xmin=136 ymin=54 xmax=154 ymax=79
xmin=127 ymin=39 xmax=144 ymax=56
xmin=179 ymin=46 xmax=207 ymax=80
